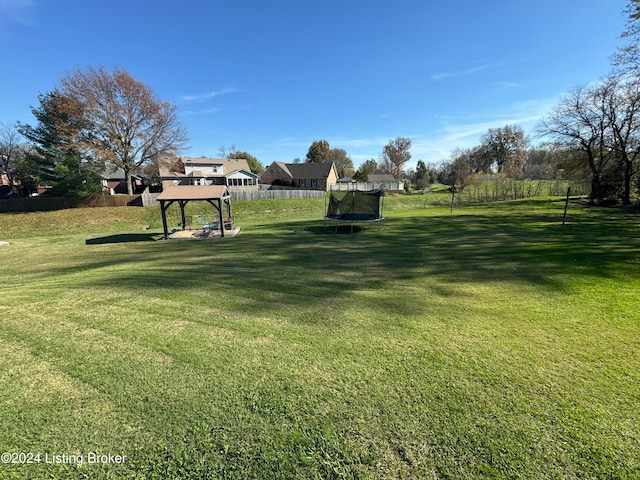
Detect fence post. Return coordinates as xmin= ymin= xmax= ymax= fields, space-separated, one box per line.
xmin=562 ymin=186 xmax=571 ymax=225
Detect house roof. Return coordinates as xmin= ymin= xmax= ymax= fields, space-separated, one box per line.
xmin=265 ymin=162 xmax=293 ymax=177
xmin=267 ymin=161 xmax=335 ymax=178
xmin=226 ymin=168 xmax=260 ymax=179
xmin=181 ymin=157 xmax=226 ymax=165
xmin=96 ymin=167 xmax=142 ymax=180
xmin=160 ymin=157 xmax=252 ymax=178
xmin=367 ymin=174 xmax=396 ymax=182
xmin=156 ymin=185 xmax=230 ymax=201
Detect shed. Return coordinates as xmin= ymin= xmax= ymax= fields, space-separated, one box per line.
xmin=157 ymin=185 xmax=233 ymax=239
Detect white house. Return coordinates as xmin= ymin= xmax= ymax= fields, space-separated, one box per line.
xmin=160 ymin=157 xmax=260 ymax=190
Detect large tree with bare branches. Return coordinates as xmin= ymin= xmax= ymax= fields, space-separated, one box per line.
xmin=613 ymin=0 xmax=640 ymax=74
xmin=0 ymin=123 xmax=26 ymax=195
xmin=59 ymin=67 xmax=188 ymax=194
xmin=380 ymin=137 xmax=411 ymax=179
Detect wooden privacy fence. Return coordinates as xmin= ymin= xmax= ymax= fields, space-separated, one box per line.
xmin=0 ymin=190 xmax=324 ymax=212
xmin=230 ymin=189 xmax=325 ymax=201
xmin=0 ymin=194 xmax=155 ymax=213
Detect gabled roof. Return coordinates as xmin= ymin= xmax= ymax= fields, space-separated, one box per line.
xmin=268 ymin=161 xmax=292 ymax=176
xmin=181 ymin=157 xmax=226 ymax=164
xmin=288 ymin=162 xmax=335 ymax=178
xmin=226 ymin=168 xmax=260 ymax=179
xmin=367 ymin=174 xmax=396 ymax=182
xmin=160 ymin=157 xmax=252 ymax=178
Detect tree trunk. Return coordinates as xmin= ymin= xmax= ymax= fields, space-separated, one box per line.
xmin=623 ymin=160 xmax=632 ymax=205
xmin=125 ymin=168 xmax=134 ymax=195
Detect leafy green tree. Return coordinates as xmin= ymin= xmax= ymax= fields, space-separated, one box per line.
xmin=305 ymin=140 xmax=331 ymax=163
xmin=524 ymin=144 xmax=562 ymax=180
xmin=225 ymin=148 xmax=265 ymax=174
xmin=353 ymin=159 xmax=377 ymax=181
xmin=414 ymin=160 xmax=430 ymax=190
xmin=477 ymin=125 xmax=529 ymax=177
xmin=17 ymin=91 xmax=102 ymax=197
xmin=443 ymin=148 xmax=475 ymax=192
xmin=328 ymin=148 xmax=354 ymax=178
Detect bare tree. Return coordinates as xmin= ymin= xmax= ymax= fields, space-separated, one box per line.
xmin=380 ymin=137 xmax=411 ymax=179
xmin=537 ymin=84 xmax=616 ymax=203
xmin=601 ymin=75 xmax=640 ymax=205
xmin=60 ymin=67 xmax=189 ymax=194
xmin=0 ymin=123 xmax=26 ymax=194
xmin=613 ymin=0 xmax=640 ymax=74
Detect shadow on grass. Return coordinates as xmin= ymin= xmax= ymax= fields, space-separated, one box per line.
xmin=85 ymin=233 xmax=162 ymax=245
xmin=51 ymin=204 xmax=639 ymax=322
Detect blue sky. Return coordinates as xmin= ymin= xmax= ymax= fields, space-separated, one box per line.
xmin=0 ymin=0 xmax=629 ymax=171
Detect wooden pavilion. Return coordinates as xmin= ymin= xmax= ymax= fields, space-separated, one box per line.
xmin=157 ymin=185 xmax=234 ymax=239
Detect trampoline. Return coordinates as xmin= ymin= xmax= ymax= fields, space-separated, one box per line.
xmin=324 ymin=189 xmax=384 ymax=232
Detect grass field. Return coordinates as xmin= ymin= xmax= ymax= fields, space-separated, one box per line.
xmin=0 ymin=195 xmax=638 ymax=479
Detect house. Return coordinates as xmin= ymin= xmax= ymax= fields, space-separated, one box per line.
xmin=159 ymin=157 xmax=260 ymax=190
xmin=0 ymin=169 xmax=19 ymax=198
xmin=260 ymin=162 xmax=338 ymax=191
xmin=98 ymin=167 xmax=146 ymax=195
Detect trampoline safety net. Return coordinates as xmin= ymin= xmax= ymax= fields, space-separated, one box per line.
xmin=326 ymin=189 xmax=383 ymax=221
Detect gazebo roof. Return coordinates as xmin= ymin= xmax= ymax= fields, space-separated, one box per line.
xmin=157 ymin=185 xmax=230 ymax=201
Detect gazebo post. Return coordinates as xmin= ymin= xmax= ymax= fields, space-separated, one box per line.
xmin=226 ymin=198 xmax=233 ymax=227
xmin=179 ymin=201 xmax=188 ymax=230
xmin=218 ymin=198 xmax=225 ymax=237
xmin=206 ymin=199 xmax=224 ymax=237
xmin=160 ymin=200 xmax=173 ymax=240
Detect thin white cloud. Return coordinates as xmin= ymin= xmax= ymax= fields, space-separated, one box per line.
xmin=0 ymin=0 xmax=36 ymax=26
xmin=179 ymin=107 xmax=221 ymax=116
xmin=182 ymin=87 xmax=238 ymax=102
xmin=408 ymin=97 xmax=559 ymax=165
xmin=431 ymin=64 xmax=492 ymax=81
xmin=493 ymin=81 xmax=519 ymax=90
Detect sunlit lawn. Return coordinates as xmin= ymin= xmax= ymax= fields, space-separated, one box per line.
xmin=0 ymin=196 xmax=638 ymax=479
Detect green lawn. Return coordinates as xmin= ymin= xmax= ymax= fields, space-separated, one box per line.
xmin=0 ymin=195 xmax=638 ymax=479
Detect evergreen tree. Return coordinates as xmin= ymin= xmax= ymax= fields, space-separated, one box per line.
xmin=18 ymin=90 xmax=102 ymax=197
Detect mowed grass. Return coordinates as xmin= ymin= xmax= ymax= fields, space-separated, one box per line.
xmin=0 ymin=195 xmax=638 ymax=479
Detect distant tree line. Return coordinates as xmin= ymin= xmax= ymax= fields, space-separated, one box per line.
xmin=304 ymin=137 xmax=413 ymax=183
xmin=426 ymin=0 xmax=640 ymax=205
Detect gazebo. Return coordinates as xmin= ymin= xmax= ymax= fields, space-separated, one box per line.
xmin=157 ymin=185 xmax=234 ymax=239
